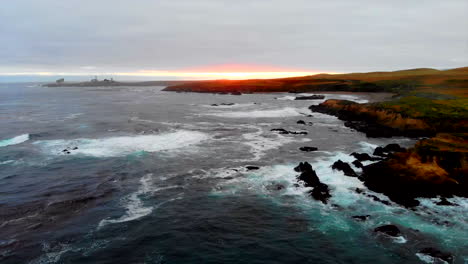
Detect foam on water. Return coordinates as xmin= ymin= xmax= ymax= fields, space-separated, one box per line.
xmin=0 ymin=134 xmax=29 ymax=147
xmin=99 ymin=174 xmax=154 ymax=227
xmin=34 ymin=130 xmax=209 ymax=157
xmin=242 ymin=125 xmax=311 ymax=160
xmin=99 ymin=174 xmax=183 ymax=227
xmin=204 ymin=107 xmax=310 ymax=118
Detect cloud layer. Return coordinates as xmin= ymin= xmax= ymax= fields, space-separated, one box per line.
xmin=1 ymin=0 xmax=467 ymax=79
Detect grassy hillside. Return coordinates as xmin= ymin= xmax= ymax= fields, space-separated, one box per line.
xmin=163 ymin=67 xmax=468 ymax=96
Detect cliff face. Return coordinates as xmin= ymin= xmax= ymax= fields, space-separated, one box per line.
xmin=361 ymin=134 xmax=468 ymax=206
xmin=309 ymin=99 xmax=434 ymax=137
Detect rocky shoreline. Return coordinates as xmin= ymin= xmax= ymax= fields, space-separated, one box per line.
xmin=304 ymin=99 xmax=467 ymax=208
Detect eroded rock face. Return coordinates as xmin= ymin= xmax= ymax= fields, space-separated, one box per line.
xmin=361 ymin=134 xmax=468 ymax=207
xmin=294 ymin=162 xmax=331 ymax=203
xmin=332 ymin=160 xmax=358 ymax=177
xmin=309 ymin=99 xmax=435 ymax=138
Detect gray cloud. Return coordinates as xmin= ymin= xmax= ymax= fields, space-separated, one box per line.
xmin=0 ymin=0 xmax=467 ymax=76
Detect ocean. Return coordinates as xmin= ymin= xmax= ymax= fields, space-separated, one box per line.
xmin=0 ymin=84 xmax=466 ymax=263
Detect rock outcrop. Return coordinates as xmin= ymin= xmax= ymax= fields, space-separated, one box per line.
xmin=309 ymin=99 xmax=435 ymax=138
xmin=332 ymin=160 xmax=358 ymax=177
xmin=361 ymin=134 xmax=468 ymax=207
xmin=294 ymin=162 xmax=331 ymax=203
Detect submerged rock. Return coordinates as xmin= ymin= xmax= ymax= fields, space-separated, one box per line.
xmin=436 ymin=197 xmax=457 ymax=206
xmin=295 ymin=95 xmax=325 ymax=100
xmin=271 ymin=128 xmax=308 ymax=135
xmin=299 ymin=147 xmax=318 ymax=152
xmin=374 ymin=225 xmax=401 ymax=237
xmin=352 ymin=215 xmax=371 ymax=221
xmin=246 ymin=166 xmax=260 ymax=171
xmin=418 ymin=248 xmax=454 ymax=264
xmin=332 ymin=160 xmax=358 ymax=177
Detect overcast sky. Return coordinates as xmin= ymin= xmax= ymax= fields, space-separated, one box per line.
xmin=0 ymin=0 xmax=467 ymax=80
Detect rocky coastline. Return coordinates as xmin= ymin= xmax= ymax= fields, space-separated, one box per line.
xmin=305 ymin=99 xmax=467 ymax=207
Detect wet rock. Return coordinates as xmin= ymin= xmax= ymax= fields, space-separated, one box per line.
xmin=211 ymin=103 xmax=235 ymax=106
xmin=436 ymin=197 xmax=457 ymax=206
xmin=352 ymin=160 xmax=364 ymax=168
xmin=373 ymin=144 xmax=405 ymax=157
xmin=72 ymin=147 xmax=78 ymax=150
xmin=266 ymin=183 xmax=285 ymax=191
xmin=295 ymin=95 xmax=325 ymax=100
xmin=383 ymin=143 xmax=405 ymax=153
xmin=310 ymin=183 xmax=331 ymax=204
xmin=373 ymin=147 xmax=387 ymax=157
xmin=352 ymin=215 xmax=371 ymax=221
xmin=294 ymin=162 xmax=331 ymax=203
xmin=271 ymin=128 xmax=308 ymax=135
xmin=299 ymin=147 xmax=318 ymax=152
xmin=332 ymin=160 xmax=358 ymax=177
xmin=351 ymin=152 xmax=380 ymax=162
xmin=297 ymin=120 xmax=306 ymax=125
xmin=230 ymin=91 xmax=242 ymax=95
xmin=374 ymin=225 xmax=401 ymax=237
xmin=246 ymin=166 xmax=260 ymax=171
xmin=418 ymin=248 xmax=453 ymax=263
xmin=295 ymin=162 xmax=320 ymax=187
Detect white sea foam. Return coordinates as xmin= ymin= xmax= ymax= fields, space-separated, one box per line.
xmin=99 ymin=174 xmax=183 ymax=227
xmin=416 ymin=253 xmax=449 ymax=264
xmin=0 ymin=134 xmax=29 ymax=147
xmin=275 ymin=96 xmax=296 ymax=101
xmin=243 ymin=126 xmax=310 ymax=160
xmin=204 ymin=107 xmax=309 ymax=118
xmin=34 ymin=130 xmax=208 ymax=157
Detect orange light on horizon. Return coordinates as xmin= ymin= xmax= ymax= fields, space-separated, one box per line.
xmin=0 ymin=64 xmax=336 ymax=80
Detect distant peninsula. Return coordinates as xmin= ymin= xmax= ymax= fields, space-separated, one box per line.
xmin=162 ymin=67 xmax=468 ymax=94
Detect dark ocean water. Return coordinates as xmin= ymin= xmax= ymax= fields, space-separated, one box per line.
xmin=0 ymin=84 xmax=466 ymax=264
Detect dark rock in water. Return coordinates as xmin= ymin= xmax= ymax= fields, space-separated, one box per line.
xmin=300 ymin=147 xmax=318 ymax=152
xmin=211 ymin=103 xmax=235 ymax=106
xmin=373 ymin=144 xmax=405 ymax=157
xmin=355 ymin=188 xmax=365 ymax=194
xmin=230 ymin=91 xmax=242 ymax=95
xmin=295 ymin=162 xmax=320 ymax=187
xmin=332 ymin=160 xmax=358 ymax=177
xmin=383 ymin=143 xmax=405 ymax=153
xmin=374 ymin=225 xmax=401 ymax=237
xmin=297 ymin=120 xmax=306 ymax=125
xmin=294 ymin=162 xmax=331 ymax=203
xmin=436 ymin=197 xmax=457 ymax=206
xmin=352 ymin=160 xmax=364 ymax=168
xmin=271 ymin=128 xmax=308 ymax=135
xmin=246 ymin=166 xmax=260 ymax=171
xmin=373 ymin=147 xmax=387 ymax=157
xmin=352 ymin=215 xmax=371 ymax=221
xmin=310 ymin=183 xmax=331 ymax=204
xmin=72 ymin=147 xmax=78 ymax=150
xmin=418 ymin=248 xmax=453 ymax=263
xmin=295 ymin=95 xmax=325 ymax=100
xmin=351 ymin=152 xmax=380 ymax=162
